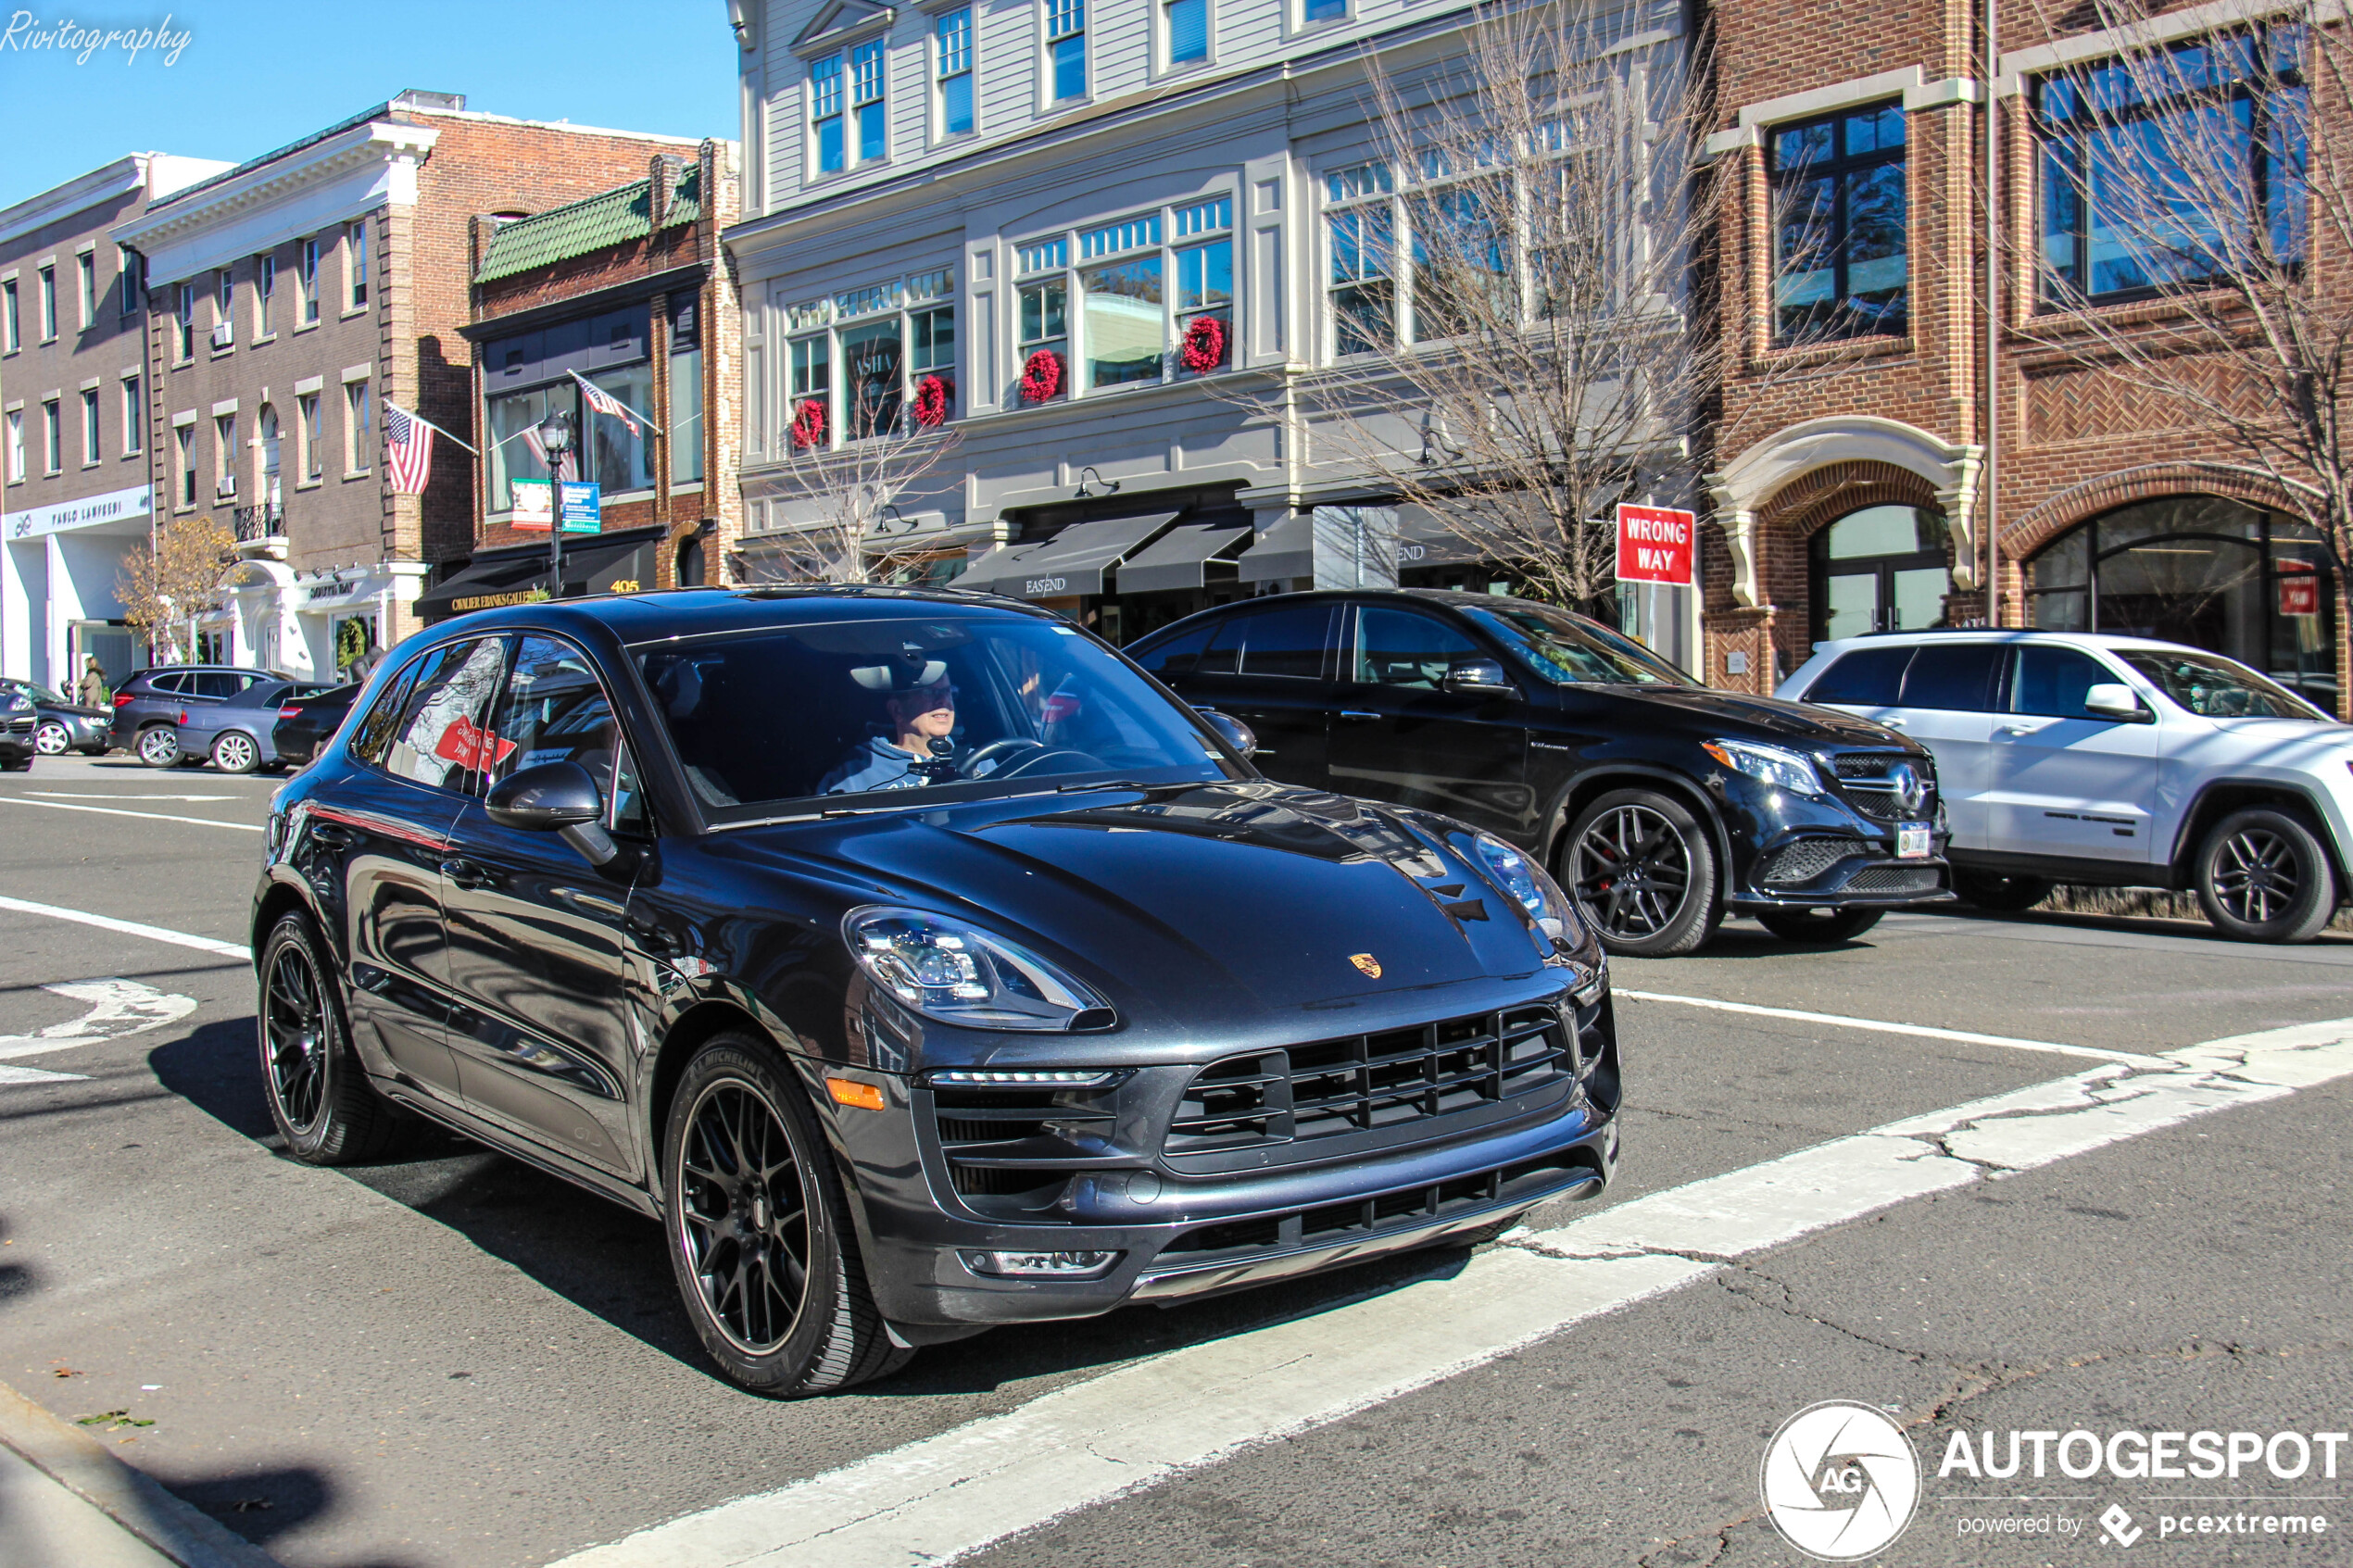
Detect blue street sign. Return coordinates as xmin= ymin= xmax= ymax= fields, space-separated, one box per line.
xmin=560 ymin=482 xmax=601 ymax=533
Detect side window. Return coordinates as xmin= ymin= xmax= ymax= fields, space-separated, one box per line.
xmin=1806 ymin=646 xmax=1912 ymax=705
xmin=1896 ymin=644 xmax=2002 ymax=711
xmin=145 ymin=673 xmax=187 ymax=696
xmin=346 ymin=659 xmax=422 ymax=767
xmin=1234 ymin=603 xmax=1335 ymax=679
xmin=610 ymin=744 xmax=648 ymax=834
xmin=1353 ymin=607 xmax=1479 ymax=688
xmin=383 ymin=638 xmax=510 ymax=793
xmin=1129 ymin=620 xmax=1215 ymax=678
xmin=490 ymin=635 xmax=620 ymax=797
xmin=2013 ymin=645 xmax=2116 ymax=719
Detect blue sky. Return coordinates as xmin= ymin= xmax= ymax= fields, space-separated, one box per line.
xmin=0 ymin=2 xmax=739 ymax=206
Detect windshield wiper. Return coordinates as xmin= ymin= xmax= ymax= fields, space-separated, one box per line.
xmin=1056 ymin=778 xmax=1156 ymax=794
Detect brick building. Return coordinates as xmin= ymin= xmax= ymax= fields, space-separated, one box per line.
xmin=111 ymin=92 xmax=704 ymax=677
xmin=1700 ymin=0 xmax=2350 ymax=716
xmin=0 ymin=153 xmax=229 ymax=686
xmin=415 ymin=140 xmax=742 ymax=622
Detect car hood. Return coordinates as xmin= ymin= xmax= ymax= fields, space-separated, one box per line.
xmin=41 ymin=703 xmax=110 ymax=719
xmin=715 ymin=781 xmax=1562 ymax=1029
xmin=2170 ymin=715 xmax=2353 ymax=770
xmin=1597 ymin=685 xmax=1913 ymax=747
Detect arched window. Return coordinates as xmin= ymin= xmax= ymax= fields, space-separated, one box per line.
xmin=1809 ymin=505 xmax=1952 ymax=641
xmin=2025 ymin=497 xmax=2338 ymax=704
xmin=677 ymin=534 xmax=705 ymax=588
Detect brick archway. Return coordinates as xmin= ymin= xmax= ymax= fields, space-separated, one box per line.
xmin=2004 ymin=463 xmax=2299 ymax=564
xmin=1751 ymin=461 xmax=1948 ymax=680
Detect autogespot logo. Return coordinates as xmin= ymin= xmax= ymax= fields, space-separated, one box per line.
xmin=1761 ymin=1401 xmax=1922 ymax=1562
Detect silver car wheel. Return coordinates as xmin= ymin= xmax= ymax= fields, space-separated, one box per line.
xmin=136 ymin=726 xmax=180 ymax=767
xmin=33 ymin=720 xmax=70 ymax=755
xmin=213 ymin=731 xmax=260 ymax=773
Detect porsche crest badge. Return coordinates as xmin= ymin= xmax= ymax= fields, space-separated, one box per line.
xmin=1349 ymin=953 xmax=1383 ymax=979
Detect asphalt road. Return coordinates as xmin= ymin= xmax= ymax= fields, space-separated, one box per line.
xmin=1 ymin=752 xmax=2347 ymax=1568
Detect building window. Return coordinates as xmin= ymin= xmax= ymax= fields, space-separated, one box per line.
xmin=256 ymin=254 xmax=275 ymax=335
xmin=345 ymin=383 xmax=370 ymax=472
xmin=2036 ymin=31 xmax=2305 ymax=305
xmin=38 ymin=265 xmax=57 ymax=341
xmin=299 ymin=238 xmax=320 ymax=323
xmin=483 ymin=306 xmax=657 ymax=506
xmin=215 ymin=412 xmax=236 ymax=497
xmin=670 ymin=296 xmax=704 ymax=484
xmin=812 ymin=55 xmax=847 ymax=173
xmin=175 ymin=424 xmax=195 ymax=506
xmin=347 ymin=220 xmax=369 ymax=309
xmin=176 ymin=282 xmax=195 ymax=361
xmin=1769 ymin=101 xmax=1907 ymax=342
xmin=1324 ymin=162 xmax=1396 ymax=354
xmin=1302 ymin=0 xmax=1345 ymax=22
xmin=1168 ymin=0 xmax=1207 ymax=65
xmin=852 ymin=40 xmax=887 ymax=163
xmin=780 ymin=270 xmax=956 ymax=448
xmin=217 ymin=267 xmax=233 ymax=345
xmin=1017 ymin=238 xmax=1069 ymax=395
xmin=122 ymin=376 xmax=142 ymax=455
xmin=1047 ymin=0 xmax=1086 ymax=101
xmin=298 ymin=391 xmax=321 ymax=479
xmin=1077 ymin=216 xmax=1164 ymax=391
xmin=77 ymin=253 xmax=95 ymax=329
xmin=1011 ymin=203 xmax=1235 ymax=396
xmin=937 ymin=8 xmax=975 ymax=137
xmin=4 ymin=410 xmax=20 ymax=482
xmin=81 ymin=389 xmax=100 ymax=464
xmin=118 ymin=245 xmax=142 ymax=318
xmin=42 ymin=398 xmax=61 ymax=473
xmin=2 ymin=279 xmax=15 ymax=351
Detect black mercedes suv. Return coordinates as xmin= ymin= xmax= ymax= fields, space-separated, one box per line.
xmin=254 ymin=588 xmax=1619 ymax=1395
xmin=1127 ymin=590 xmax=1951 ymax=954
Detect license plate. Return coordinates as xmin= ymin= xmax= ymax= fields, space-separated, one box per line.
xmin=1895 ymin=822 xmax=1931 ymax=859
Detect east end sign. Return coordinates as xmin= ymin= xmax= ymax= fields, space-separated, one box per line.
xmin=1615 ymin=504 xmax=1694 ymax=586
xmin=4 ymin=482 xmax=152 ymax=542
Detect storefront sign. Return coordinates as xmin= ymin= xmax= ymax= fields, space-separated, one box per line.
xmin=509 ymin=482 xmax=601 ymax=533
xmin=4 ymin=483 xmax=152 ymax=541
xmin=2279 ymin=569 xmax=2320 ymax=617
xmin=1616 ymin=504 xmax=1694 ymax=586
xmin=510 ymin=480 xmax=553 ymax=528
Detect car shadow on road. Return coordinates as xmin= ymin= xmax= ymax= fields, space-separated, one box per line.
xmin=160 ymin=1462 xmax=434 ymax=1566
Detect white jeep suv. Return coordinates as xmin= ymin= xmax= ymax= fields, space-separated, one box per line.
xmin=1780 ymin=632 xmax=2352 ymax=943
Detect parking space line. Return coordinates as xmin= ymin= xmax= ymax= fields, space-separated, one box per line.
xmin=0 ymin=797 xmax=263 ymax=832
xmin=0 ymin=897 xmax=252 ymax=960
xmin=1616 ymin=987 xmax=2170 ymax=1067
xmin=550 ymin=1017 xmax=2353 ymax=1568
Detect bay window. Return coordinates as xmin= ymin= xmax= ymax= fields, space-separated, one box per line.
xmin=937 ymin=8 xmax=975 ymax=137
xmin=1017 ymin=239 xmax=1070 ymax=395
xmin=1078 ymin=216 xmax=1164 ymax=390
xmin=1011 ymin=198 xmax=1237 ymax=399
xmin=1325 ymin=162 xmax=1395 ymax=354
xmin=781 ymin=270 xmax=958 ymax=448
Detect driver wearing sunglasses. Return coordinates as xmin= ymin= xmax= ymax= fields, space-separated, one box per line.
xmin=819 ymin=659 xmax=999 ymax=795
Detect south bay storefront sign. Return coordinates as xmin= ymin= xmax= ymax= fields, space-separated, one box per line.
xmin=4 ymin=483 xmax=152 ymax=541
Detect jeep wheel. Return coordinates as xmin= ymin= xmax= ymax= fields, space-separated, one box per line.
xmin=2194 ymin=808 xmax=2336 ymax=944
xmin=1566 ymin=788 xmax=1721 ymax=958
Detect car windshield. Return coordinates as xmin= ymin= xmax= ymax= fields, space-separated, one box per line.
xmin=1463 ymin=603 xmax=1696 ymax=686
xmin=2117 ymin=649 xmax=2328 ymax=720
xmin=636 ymin=613 xmax=1240 ymax=819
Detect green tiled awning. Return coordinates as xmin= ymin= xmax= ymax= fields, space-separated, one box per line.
xmin=475 ymin=164 xmax=700 ymax=283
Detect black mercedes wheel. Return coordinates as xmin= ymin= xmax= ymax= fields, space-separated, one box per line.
xmin=1756 ymin=906 xmax=1885 ymax=944
xmin=1952 ymin=869 xmax=2051 ymax=912
xmin=1566 ymin=788 xmax=1720 ymax=958
xmin=2195 ymin=808 xmax=2336 ymax=944
xmin=257 ymin=913 xmax=414 ymax=1163
xmin=662 ymin=1035 xmax=912 ymax=1396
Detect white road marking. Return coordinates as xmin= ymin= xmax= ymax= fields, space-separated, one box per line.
xmin=0 ymin=1063 xmax=86 ymax=1085
xmin=0 ymin=897 xmax=252 ymax=960
xmin=21 ymin=791 xmax=239 ymax=802
xmin=0 ymin=979 xmax=199 ymax=1061
xmin=1616 ymin=986 xmax=2168 ymax=1067
xmin=0 ymin=797 xmax=262 ymax=832
xmin=551 ymin=1015 xmax=2353 ymax=1568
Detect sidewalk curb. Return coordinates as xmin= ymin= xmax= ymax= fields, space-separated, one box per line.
xmin=0 ymin=1379 xmax=285 ymax=1568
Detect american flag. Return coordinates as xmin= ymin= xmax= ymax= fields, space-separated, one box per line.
xmin=572 ymin=370 xmax=641 ymax=437
xmin=384 ymin=402 xmax=435 ymax=495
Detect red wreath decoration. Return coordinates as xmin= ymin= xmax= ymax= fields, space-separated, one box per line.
xmin=789 ymin=397 xmax=827 ymax=449
xmin=1019 ymin=349 xmax=1064 ymax=403
xmin=912 ymin=374 xmax=953 ymax=428
xmin=1179 ymin=313 xmax=1228 ymax=374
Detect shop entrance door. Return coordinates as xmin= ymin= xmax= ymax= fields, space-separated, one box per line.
xmin=1812 ymin=506 xmax=1954 ymax=643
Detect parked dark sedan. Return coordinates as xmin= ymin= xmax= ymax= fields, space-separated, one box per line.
xmin=1127 ymin=590 xmax=1952 ymax=954
xmin=271 ymin=681 xmax=361 ymax=768
xmin=253 ymin=588 xmax=1620 ymax=1395
xmin=0 ymin=678 xmax=110 ymax=756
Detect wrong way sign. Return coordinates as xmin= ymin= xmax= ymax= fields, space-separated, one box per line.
xmin=1616 ymin=503 xmax=1694 ymax=585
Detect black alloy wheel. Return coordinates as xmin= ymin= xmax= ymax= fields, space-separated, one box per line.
xmin=661 ymin=1035 xmax=912 ymax=1396
xmin=1952 ymin=869 xmax=2051 ymax=913
xmin=1566 ymin=787 xmax=1721 ymax=958
xmin=256 ymin=913 xmax=414 ymax=1162
xmin=34 ymin=720 xmax=71 ymax=756
xmin=1755 ymin=906 xmax=1885 ymax=944
xmin=2195 ymin=807 xmax=2337 ymax=944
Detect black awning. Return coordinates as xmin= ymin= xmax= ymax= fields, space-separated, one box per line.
xmin=989 ymin=512 xmax=1180 ymax=599
xmin=1116 ymin=517 xmax=1254 ymax=595
xmin=953 ymin=539 xmax=1049 ymax=597
xmin=415 ymin=531 xmax=661 ymax=621
xmin=1238 ymin=511 xmax=1314 ymax=583
xmin=1395 ymin=500 xmax=1501 ymax=569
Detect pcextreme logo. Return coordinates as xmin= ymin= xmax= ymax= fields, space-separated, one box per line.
xmin=1760 ymin=1400 xmax=1922 ymax=1562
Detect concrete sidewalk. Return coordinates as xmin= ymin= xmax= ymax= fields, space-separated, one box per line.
xmin=0 ymin=1380 xmax=282 ymax=1568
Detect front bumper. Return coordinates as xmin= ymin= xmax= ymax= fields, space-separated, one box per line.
xmin=1715 ymin=772 xmax=1953 ymax=910
xmin=827 ymin=990 xmax=1623 ymax=1329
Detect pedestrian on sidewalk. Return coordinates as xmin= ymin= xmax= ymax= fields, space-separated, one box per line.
xmin=75 ymin=657 xmax=109 ymax=708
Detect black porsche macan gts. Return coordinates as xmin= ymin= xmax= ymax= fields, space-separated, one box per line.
xmin=254 ymin=587 xmax=1620 ymax=1395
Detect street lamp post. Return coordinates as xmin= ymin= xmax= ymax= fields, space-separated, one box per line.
xmin=536 ymin=409 xmax=573 ymax=597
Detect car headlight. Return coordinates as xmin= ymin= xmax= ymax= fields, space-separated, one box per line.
xmin=5 ymin=694 xmax=26 ymax=712
xmin=843 ymin=906 xmax=1113 ymax=1032
xmin=1469 ymin=834 xmax=1578 ymax=949
xmin=1702 ymin=738 xmax=1824 ymax=797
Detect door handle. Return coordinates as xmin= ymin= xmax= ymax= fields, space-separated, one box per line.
xmin=1339 ymin=710 xmax=1381 ymax=721
xmin=308 ymin=822 xmax=357 ymax=848
xmin=1997 ymin=724 xmax=2039 ymax=736
xmin=440 ymin=858 xmax=495 ymax=891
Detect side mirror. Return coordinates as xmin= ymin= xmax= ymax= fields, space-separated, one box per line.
xmin=2082 ymin=683 xmax=2151 ymax=722
xmin=1443 ymin=657 xmax=1516 ymax=698
xmin=485 ymin=759 xmax=622 ymax=866
xmin=1194 ymin=707 xmax=1258 ymax=759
